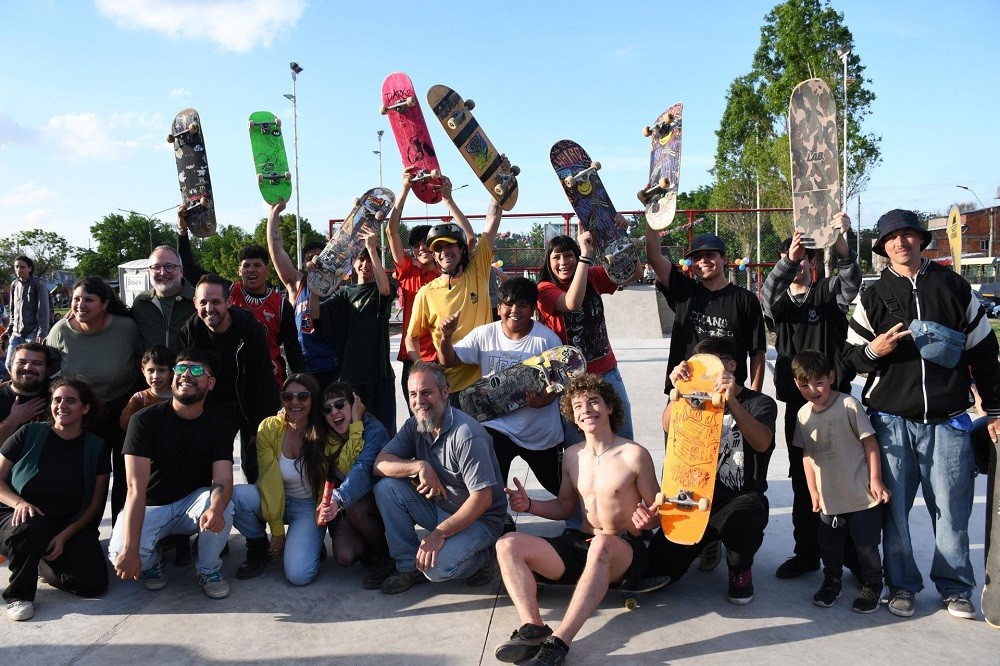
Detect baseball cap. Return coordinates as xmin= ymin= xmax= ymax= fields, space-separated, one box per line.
xmin=685 ymin=234 xmax=727 ymax=258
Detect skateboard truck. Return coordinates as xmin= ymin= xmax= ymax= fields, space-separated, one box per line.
xmin=637 ymin=177 xmax=671 ymax=205
xmin=167 ymin=122 xmax=199 ymax=144
xmin=493 ymin=165 xmax=522 ymax=196
xmin=642 ymin=114 xmax=676 ymax=138
xmin=446 ymin=98 xmax=476 ymax=130
xmin=563 ymin=161 xmax=601 ymax=189
xmin=410 ymin=169 xmax=440 ymax=183
xmin=258 ymin=170 xmax=292 ymax=185
xmin=379 ymin=97 xmax=416 ymax=115
xmin=657 ymin=490 xmax=710 ymax=512
xmin=249 ymin=118 xmax=281 ymax=134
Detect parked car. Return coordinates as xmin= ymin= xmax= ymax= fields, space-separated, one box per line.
xmin=973 ymin=290 xmax=1000 ymax=318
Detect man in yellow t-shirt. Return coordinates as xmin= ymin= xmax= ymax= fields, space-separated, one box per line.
xmin=406 ymin=198 xmax=502 ymax=399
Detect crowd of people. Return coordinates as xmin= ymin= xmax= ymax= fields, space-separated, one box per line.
xmin=1 ymin=168 xmax=998 ymax=664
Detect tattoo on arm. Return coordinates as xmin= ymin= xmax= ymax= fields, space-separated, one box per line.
xmin=210 ymin=483 xmax=224 ymax=498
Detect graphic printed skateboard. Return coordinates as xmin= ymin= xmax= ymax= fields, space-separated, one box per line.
xmin=789 ymin=78 xmax=841 ymax=249
xmin=458 ymin=346 xmax=586 ymax=422
xmin=168 ymin=108 xmax=216 ymax=238
xmin=947 ymin=205 xmax=962 ymax=275
xmin=657 ymin=354 xmax=726 ymax=545
xmin=248 ymin=111 xmax=292 ymax=205
xmin=381 ymin=72 xmax=442 ymax=205
xmin=550 ymin=140 xmax=639 ymax=285
xmin=638 ymin=103 xmax=682 ymax=230
xmin=426 ymin=84 xmax=519 ymax=211
xmin=307 ymin=187 xmax=396 ymax=298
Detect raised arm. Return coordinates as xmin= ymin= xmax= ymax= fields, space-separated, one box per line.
xmin=436 ymin=175 xmax=479 ymax=252
xmin=645 ymin=224 xmax=673 ymax=288
xmin=361 ymin=224 xmax=391 ymax=296
xmin=265 ymin=199 xmax=302 ymax=298
xmin=557 ymin=230 xmax=594 ymax=312
xmin=386 ymin=169 xmax=414 ymax=266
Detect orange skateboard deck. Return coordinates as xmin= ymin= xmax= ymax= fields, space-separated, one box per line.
xmin=657 ymin=354 xmax=725 ymax=545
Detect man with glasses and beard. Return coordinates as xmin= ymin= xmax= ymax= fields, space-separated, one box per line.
xmin=372 ymin=361 xmax=506 ymax=594
xmin=0 ymin=343 xmax=55 ymax=442
xmin=131 ymin=245 xmax=196 ymax=352
xmin=109 ymin=347 xmax=238 ymax=600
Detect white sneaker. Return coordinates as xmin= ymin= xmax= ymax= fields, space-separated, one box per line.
xmin=6 ymin=600 xmax=34 ymax=621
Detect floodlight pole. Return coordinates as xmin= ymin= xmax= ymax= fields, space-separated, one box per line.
xmin=286 ymin=61 xmax=303 ymax=268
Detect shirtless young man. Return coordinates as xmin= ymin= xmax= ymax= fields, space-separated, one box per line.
xmin=494 ymin=374 xmax=660 ymax=666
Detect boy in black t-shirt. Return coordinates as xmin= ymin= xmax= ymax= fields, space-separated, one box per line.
xmin=643 ymin=338 xmax=777 ymax=605
xmin=108 ymin=347 xmax=238 ymax=600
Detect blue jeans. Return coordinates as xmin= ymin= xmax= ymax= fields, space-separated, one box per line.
xmin=561 ymin=366 xmax=634 ymax=446
xmin=868 ymin=410 xmax=977 ymax=598
xmin=373 ymin=477 xmax=495 ymax=581
xmin=108 ymin=488 xmax=233 ymax=576
xmin=231 ymin=484 xmax=326 ymax=586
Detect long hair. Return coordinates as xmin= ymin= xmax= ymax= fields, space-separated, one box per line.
xmin=72 ymin=276 xmax=131 ymax=317
xmin=537 ymin=235 xmax=581 ymax=285
xmin=283 ymin=373 xmax=329 ymax=495
xmin=49 ymin=376 xmax=103 ymax=430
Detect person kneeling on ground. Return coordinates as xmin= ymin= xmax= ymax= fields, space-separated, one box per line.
xmin=494 ymin=374 xmax=660 ymax=666
xmin=642 ymin=337 xmax=777 ymax=606
xmin=372 ymin=361 xmax=506 ymax=594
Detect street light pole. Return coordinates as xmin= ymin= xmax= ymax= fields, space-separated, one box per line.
xmin=286 ymin=61 xmax=303 ymax=269
xmin=957 ymin=185 xmax=994 ymax=256
xmin=116 ymin=205 xmax=178 ymax=253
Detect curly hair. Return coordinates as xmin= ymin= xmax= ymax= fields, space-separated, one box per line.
xmin=559 ymin=373 xmax=624 ymax=435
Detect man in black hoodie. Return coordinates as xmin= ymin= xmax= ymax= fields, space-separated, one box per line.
xmin=179 ymin=274 xmax=279 ymax=483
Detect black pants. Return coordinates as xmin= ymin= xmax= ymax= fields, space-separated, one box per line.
xmin=484 ymin=427 xmax=562 ymax=496
xmin=646 ymin=492 xmax=769 ymax=582
xmin=0 ymin=509 xmax=108 ymax=602
xmin=96 ymin=394 xmax=130 ymax=526
xmin=400 ymin=359 xmax=414 ymax=417
xmin=784 ymin=399 xmax=861 ymax=570
xmin=818 ymin=504 xmax=883 ymax=587
xmin=354 ymin=378 xmax=397 ymax=439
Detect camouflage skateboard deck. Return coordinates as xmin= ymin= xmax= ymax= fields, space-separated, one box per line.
xmin=459 ymin=345 xmax=586 ymax=422
xmin=381 ymin=72 xmax=442 ymax=205
xmin=169 ymin=108 xmax=216 ymax=238
xmin=550 ymin=140 xmax=639 ymax=285
xmin=789 ymin=78 xmax=841 ymax=249
xmin=248 ymin=111 xmax=292 ymax=205
xmin=307 ymin=187 xmax=395 ymax=298
xmin=426 ymin=84 xmax=519 ymax=211
xmin=639 ymin=103 xmax=682 ymax=230
xmin=658 ymin=354 xmax=725 ymax=545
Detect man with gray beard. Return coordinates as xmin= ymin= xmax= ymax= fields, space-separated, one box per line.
xmin=131 ymin=245 xmax=196 ymax=352
xmin=372 ymin=361 xmax=506 ymax=594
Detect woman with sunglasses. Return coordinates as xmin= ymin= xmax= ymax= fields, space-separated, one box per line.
xmin=0 ymin=378 xmax=110 ymax=621
xmin=315 ymin=381 xmax=393 ymax=589
xmin=232 ymin=373 xmax=331 ymax=585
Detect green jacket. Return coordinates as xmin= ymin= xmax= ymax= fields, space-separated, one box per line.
xmin=131 ymin=280 xmax=196 ymax=352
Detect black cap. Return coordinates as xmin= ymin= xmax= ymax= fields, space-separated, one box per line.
xmin=685 ymin=234 xmax=727 ymax=258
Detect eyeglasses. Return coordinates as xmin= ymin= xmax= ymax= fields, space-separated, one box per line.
xmin=280 ymin=391 xmax=311 ymax=403
xmin=321 ymin=399 xmax=349 ymax=414
xmin=173 ymin=364 xmax=206 ymax=377
xmin=149 ymin=263 xmax=180 ymax=273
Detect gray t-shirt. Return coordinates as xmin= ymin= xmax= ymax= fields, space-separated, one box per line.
xmin=383 ymin=405 xmax=506 ymax=535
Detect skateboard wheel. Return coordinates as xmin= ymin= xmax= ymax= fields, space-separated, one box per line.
xmin=374 ymin=210 xmax=386 ymax=222
xmin=257 ymin=174 xmax=264 ymax=184
xmin=711 ymin=392 xmax=723 ymax=407
xmin=643 ymin=126 xmax=652 ymax=137
xmin=167 ymin=134 xmax=175 ymax=143
xmin=494 ymin=184 xmax=505 ymax=196
xmin=275 ymin=118 xmax=281 ymax=127
xmin=563 ymin=176 xmax=574 ymax=189
xmin=669 ymin=388 xmax=679 ymax=403
xmin=511 ymin=165 xmax=521 ymax=177
xmin=465 ymin=99 xmax=476 ymax=111
xmin=354 ymin=197 xmax=362 ymax=207
xmin=698 ymin=497 xmax=710 ymax=512
xmin=655 ymin=492 xmax=665 ymax=506
xmin=591 ymin=161 xmax=601 ymax=171
xmin=189 ymin=122 xmax=199 ymax=135
xmin=284 ymin=171 xmax=292 ymax=181
xmin=405 ymin=96 xmax=416 ymax=108
xmin=447 ymin=119 xmax=458 ymax=130
xmin=637 ymin=189 xmax=650 ymax=204
xmin=379 ymin=104 xmax=388 ymax=115
xmin=624 ymin=597 xmax=638 ymax=611
xmin=429 ymin=169 xmax=440 ymax=179
xmin=658 ymin=177 xmax=670 ymax=190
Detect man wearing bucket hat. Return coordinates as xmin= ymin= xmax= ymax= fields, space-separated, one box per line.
xmin=844 ymin=208 xmax=1000 ymax=620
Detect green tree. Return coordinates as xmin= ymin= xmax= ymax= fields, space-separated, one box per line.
xmin=0 ymin=230 xmax=75 ymax=281
xmin=251 ymin=213 xmax=325 ymax=254
xmin=190 ymin=225 xmax=253 ymax=282
xmin=75 ymin=213 xmax=176 ymax=278
xmin=677 ymin=185 xmax=715 ymax=211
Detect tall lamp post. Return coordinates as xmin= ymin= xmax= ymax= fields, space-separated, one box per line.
xmin=116 ymin=205 xmax=178 ymax=253
xmin=285 ymin=61 xmax=303 ymax=269
xmin=957 ymin=184 xmax=995 ymax=257
xmin=836 ymin=45 xmax=851 ymax=213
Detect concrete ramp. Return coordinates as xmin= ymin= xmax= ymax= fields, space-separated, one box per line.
xmin=602 ymin=283 xmax=667 ymax=340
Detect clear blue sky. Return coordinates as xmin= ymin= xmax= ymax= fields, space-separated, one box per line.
xmin=1 ymin=0 xmax=997 ymax=258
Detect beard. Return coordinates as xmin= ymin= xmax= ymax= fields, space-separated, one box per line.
xmin=414 ymin=403 xmax=444 ymax=435
xmin=13 ymin=373 xmax=44 ymax=394
xmin=173 ymin=385 xmax=207 ymax=405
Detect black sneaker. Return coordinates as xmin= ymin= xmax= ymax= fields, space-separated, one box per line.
xmin=524 ymin=636 xmax=569 ymax=666
xmin=465 ymin=553 xmax=494 ymax=587
xmin=236 ymin=537 xmax=273 ymax=580
xmin=380 ymin=568 xmax=427 ymax=594
xmin=494 ymin=623 xmax=553 ymax=663
xmin=363 ymin=553 xmax=396 ymax=590
xmin=502 ymin=513 xmax=517 ymax=535
xmin=813 ymin=577 xmax=842 ymax=607
xmin=727 ymin=566 xmax=754 ymax=605
xmin=775 ymin=555 xmax=820 ymax=579
xmin=853 ymin=584 xmax=881 ymax=614
xmin=620 ymin=575 xmax=671 ymax=593
xmin=698 ymin=539 xmax=722 ymax=572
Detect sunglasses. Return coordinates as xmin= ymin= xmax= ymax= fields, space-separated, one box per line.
xmin=173 ymin=364 xmax=206 ymax=377
xmin=321 ymin=399 xmax=349 ymax=414
xmin=280 ymin=391 xmax=311 ymax=403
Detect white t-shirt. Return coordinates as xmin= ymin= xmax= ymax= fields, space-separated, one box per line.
xmin=280 ymin=453 xmax=314 ymax=500
xmin=453 ymin=320 xmax=563 ymax=451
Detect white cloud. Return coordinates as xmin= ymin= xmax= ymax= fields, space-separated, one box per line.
xmin=95 ymin=0 xmax=306 ymax=53
xmin=170 ymin=88 xmax=192 ymax=98
xmin=1 ymin=183 xmax=58 ymax=207
xmin=26 ymin=209 xmax=54 ymax=224
xmin=45 ymin=113 xmax=141 ymax=161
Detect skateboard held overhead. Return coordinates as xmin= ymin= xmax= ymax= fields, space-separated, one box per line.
xmin=248 ymin=110 xmax=292 ymax=205
xmin=458 ymin=346 xmax=586 ymax=423
xmin=657 ymin=354 xmax=726 ymax=545
xmin=169 ymin=107 xmax=216 ymax=238
xmin=789 ymin=78 xmax=841 ymax=249
xmin=426 ymin=84 xmax=519 ymax=211
xmin=639 ymin=102 xmax=682 ymax=230
xmin=307 ymin=187 xmax=396 ymax=299
xmin=550 ymin=140 xmax=639 ymax=285
xmin=381 ymin=72 xmax=442 ymax=205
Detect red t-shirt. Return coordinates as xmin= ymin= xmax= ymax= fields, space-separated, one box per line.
xmin=394 ymin=254 xmax=440 ymax=362
xmin=536 ymin=265 xmax=618 ymax=375
xmin=230 ymin=282 xmax=285 ymax=386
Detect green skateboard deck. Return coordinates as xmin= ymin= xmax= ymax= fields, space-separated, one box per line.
xmin=249 ymin=111 xmax=292 ymax=205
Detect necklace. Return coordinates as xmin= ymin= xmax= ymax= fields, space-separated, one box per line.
xmin=587 ymin=436 xmax=618 ymax=466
